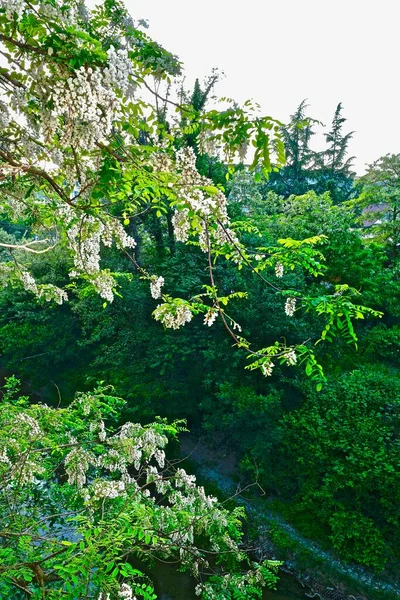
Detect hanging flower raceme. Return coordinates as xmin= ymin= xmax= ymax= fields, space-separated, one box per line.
xmin=284 ymin=297 xmax=297 ymax=317
xmin=150 ymin=275 xmax=164 ymax=299
xmin=156 ymin=147 xmax=241 ymax=256
xmin=153 ymin=301 xmax=193 ymax=329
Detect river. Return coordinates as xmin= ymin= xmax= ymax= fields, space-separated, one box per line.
xmin=149 ymin=562 xmax=308 ymax=600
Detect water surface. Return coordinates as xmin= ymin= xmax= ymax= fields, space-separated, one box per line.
xmin=149 ymin=562 xmax=308 ymax=600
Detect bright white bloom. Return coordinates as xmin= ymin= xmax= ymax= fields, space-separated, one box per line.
xmin=92 ymin=272 xmax=115 ymax=303
xmin=61 ymin=209 xmax=135 ymax=301
xmin=0 ymin=450 xmax=11 ymax=465
xmin=284 ymin=297 xmax=297 ymax=317
xmin=118 ymin=583 xmax=136 ymax=599
xmin=65 ymin=448 xmax=94 ymax=488
xmin=101 ymin=448 xmax=127 ymax=473
xmin=275 ymin=262 xmax=284 ymax=278
xmin=47 ymin=286 xmax=68 ymax=305
xmin=204 ymin=309 xmax=218 ymax=327
xmin=92 ymin=480 xmax=125 ymax=499
xmin=261 ymin=361 xmax=274 ymax=377
xmin=42 ymin=49 xmax=134 ymax=149
xmin=15 ymin=413 xmax=41 ymax=437
xmin=171 ymin=209 xmax=190 ymax=243
xmin=1 ymin=0 xmax=25 ymax=19
xmin=175 ymin=468 xmax=196 ymax=489
xmin=21 ymin=272 xmax=38 ymax=295
xmin=153 ymin=303 xmax=193 ymax=329
xmin=98 ymin=420 xmax=106 ymax=442
xmin=90 ymin=420 xmax=107 ymax=441
xmin=154 ymin=448 xmax=165 ymax=468
xmin=168 ymin=148 xmax=240 ymax=255
xmin=14 ymin=458 xmax=45 ymax=484
xmin=104 ymin=46 xmax=135 ymax=98
xmin=150 ymin=276 xmax=164 ymax=299
xmin=232 ymin=321 xmax=242 ymax=332
xmin=284 ymin=349 xmax=297 ymax=365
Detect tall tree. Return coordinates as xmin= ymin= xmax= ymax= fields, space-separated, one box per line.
xmin=323 ymin=102 xmax=355 ymax=174
xmin=263 ymin=100 xmax=318 ymax=197
xmin=283 ymin=99 xmax=316 ymax=175
xmin=264 ymin=102 xmax=356 ymax=203
xmin=357 ymin=153 xmax=400 ymax=256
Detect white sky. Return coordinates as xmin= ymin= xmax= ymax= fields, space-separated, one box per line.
xmin=130 ymin=0 xmax=400 ymax=175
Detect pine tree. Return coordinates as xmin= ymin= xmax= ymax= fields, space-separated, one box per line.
xmin=263 ymin=100 xmax=317 ymax=196
xmin=283 ymin=99 xmax=316 ymax=175
xmin=324 ymin=103 xmax=355 ymax=174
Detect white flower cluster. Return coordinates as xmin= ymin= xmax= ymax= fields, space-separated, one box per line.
xmin=153 ymin=303 xmax=193 ymax=330
xmin=275 ymin=262 xmax=284 ymax=278
xmin=197 ymin=130 xmax=217 ymax=156
xmin=14 ymin=412 xmax=41 ymax=437
xmin=195 ymin=563 xmax=268 ymax=598
xmin=284 ymin=349 xmax=297 ymax=365
xmin=90 ymin=420 xmax=107 ymax=442
xmin=0 ymin=101 xmax=10 ymax=129
xmin=104 ymin=46 xmax=135 ymax=98
xmin=38 ymin=1 xmax=74 ymax=25
xmin=64 ymin=211 xmax=135 ymax=302
xmin=150 ymin=150 xmax=174 ymax=173
xmin=165 ymin=148 xmax=240 ymax=253
xmin=65 ymin=448 xmax=95 ymax=488
xmin=284 ymin=297 xmax=297 ymax=317
xmin=20 ymin=272 xmax=68 ymax=304
xmin=92 ymin=480 xmax=125 ymax=499
xmin=171 ymin=210 xmax=190 ymax=243
xmin=21 ymin=271 xmax=38 ymax=295
xmin=44 ymin=54 xmax=131 ymax=148
xmin=95 ymin=423 xmax=168 ymax=478
xmin=175 ymin=468 xmax=196 ymax=489
xmin=14 ymin=458 xmax=45 ymax=485
xmin=45 ymin=286 xmax=68 ymax=305
xmin=261 ymin=361 xmax=274 ymax=377
xmin=92 ymin=272 xmax=116 ymax=303
xmin=118 ymin=583 xmax=136 ymax=600
xmin=150 ymin=275 xmax=164 ymax=299
xmin=0 ymin=449 xmax=11 ymax=465
xmin=1 ymin=0 xmax=26 ymax=20
xmin=78 ymin=394 xmax=93 ymax=416
xmin=204 ymin=308 xmax=218 ymax=327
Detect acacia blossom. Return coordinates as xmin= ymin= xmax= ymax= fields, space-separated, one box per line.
xmin=118 ymin=584 xmax=136 ymax=600
xmin=275 ymin=262 xmax=284 ymax=278
xmin=284 ymin=349 xmax=297 ymax=365
xmin=284 ymin=297 xmax=297 ymax=317
xmin=150 ymin=276 xmax=164 ymax=299
xmin=153 ymin=147 xmax=240 ymax=255
xmin=204 ymin=309 xmax=218 ymax=327
xmin=153 ymin=303 xmax=193 ymax=329
xmin=261 ymin=361 xmax=274 ymax=377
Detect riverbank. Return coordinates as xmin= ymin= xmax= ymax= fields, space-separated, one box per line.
xmin=179 ymin=435 xmax=400 ymax=600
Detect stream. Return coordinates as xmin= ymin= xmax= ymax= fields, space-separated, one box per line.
xmin=179 ymin=435 xmax=400 ymax=600
xmin=148 ymin=562 xmax=308 ymax=600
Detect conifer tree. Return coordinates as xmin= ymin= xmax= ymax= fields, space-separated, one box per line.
xmin=282 ymin=99 xmax=316 ymax=176
xmin=323 ymin=102 xmax=355 ymax=174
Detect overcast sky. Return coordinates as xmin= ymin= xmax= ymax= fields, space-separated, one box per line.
xmin=130 ymin=0 xmax=399 ymax=175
